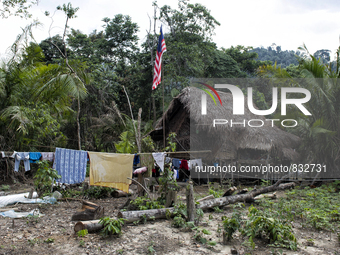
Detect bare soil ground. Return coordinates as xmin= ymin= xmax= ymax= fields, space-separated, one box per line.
xmin=0 ymin=183 xmax=339 ymax=255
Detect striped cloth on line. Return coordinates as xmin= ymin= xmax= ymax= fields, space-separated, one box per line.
xmin=53 ymin=147 xmax=87 ymax=184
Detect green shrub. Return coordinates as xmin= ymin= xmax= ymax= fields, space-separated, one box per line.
xmin=222 ymin=211 xmax=241 ymax=241
xmin=130 ymin=196 xmax=164 ymax=210
xmin=99 ymin=217 xmax=126 ymax=237
xmin=83 ymin=186 xmax=116 ymax=199
xmin=34 ymin=160 xmax=61 ymax=197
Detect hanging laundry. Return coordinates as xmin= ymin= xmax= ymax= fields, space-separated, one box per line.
xmin=152 ymin=152 xmax=165 ymax=172
xmin=1 ymin=151 xmax=15 ymax=158
xmin=172 ymin=158 xmax=181 ymax=169
xmin=189 ymin=159 xmax=203 ymax=169
xmin=41 ymin=152 xmax=54 ymax=162
xmin=54 ymin=148 xmax=87 ymax=184
xmin=140 ymin=153 xmax=154 ymax=177
xmin=165 ymin=157 xmax=171 ymax=164
xmin=133 ymin=154 xmax=140 ymax=165
xmin=133 ymin=166 xmax=147 ymax=174
xmin=29 ymin=152 xmax=42 ymax=163
xmin=173 ymin=169 xmax=178 ymax=180
xmin=14 ymin=152 xmax=30 ymax=172
xmin=180 ymin=159 xmax=189 ymax=170
xmin=88 ymin=152 xmax=134 ymax=193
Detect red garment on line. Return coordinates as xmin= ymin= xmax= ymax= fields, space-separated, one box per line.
xmin=180 ymin=159 xmax=189 ymax=170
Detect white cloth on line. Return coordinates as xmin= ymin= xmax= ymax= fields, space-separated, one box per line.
xmin=152 ymin=152 xmax=165 ymax=172
xmin=189 ymin=159 xmax=202 ymax=169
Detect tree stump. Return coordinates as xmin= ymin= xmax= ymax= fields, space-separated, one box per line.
xmin=71 ymin=201 xmax=104 ymax=221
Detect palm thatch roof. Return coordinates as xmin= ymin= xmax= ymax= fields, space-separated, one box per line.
xmin=151 ymin=87 xmax=300 ymax=161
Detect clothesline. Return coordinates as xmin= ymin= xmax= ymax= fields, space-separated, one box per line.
xmin=136 ymin=150 xmax=211 ymax=155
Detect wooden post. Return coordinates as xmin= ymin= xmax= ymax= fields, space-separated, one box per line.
xmin=186 ymin=180 xmax=195 ymax=222
xmin=137 ymin=173 xmax=145 ymax=197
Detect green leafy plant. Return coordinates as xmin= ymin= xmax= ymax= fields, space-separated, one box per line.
xmin=195 ymin=208 xmax=204 ymax=224
xmin=193 ymin=227 xmax=212 ymax=244
xmin=99 ymin=217 xmax=126 ymax=237
xmin=83 ymin=186 xmax=116 ymax=199
xmin=222 ymin=211 xmax=241 ymax=241
xmin=77 ymin=229 xmax=88 ymax=238
xmin=34 ymin=160 xmax=61 ymax=197
xmin=172 ymin=214 xmax=186 ymax=228
xmin=26 ymin=214 xmax=40 ymax=225
xmin=147 ymin=241 xmax=155 ymax=254
xmin=208 ymin=186 xmax=224 ymax=198
xmin=241 ymin=206 xmax=297 ymax=250
xmin=169 ymin=202 xmax=188 ymax=228
xmin=164 ymin=132 xmax=177 ymax=152
xmin=44 ymin=238 xmax=54 ymax=243
xmin=79 ymin=239 xmax=85 ymax=247
xmin=27 ymin=238 xmax=40 ymax=246
xmin=130 ymin=196 xmax=164 ymax=210
xmin=213 ymin=206 xmax=223 ymax=213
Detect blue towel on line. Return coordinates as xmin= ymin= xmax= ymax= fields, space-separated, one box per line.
xmin=29 ymin=152 xmax=42 ymax=163
xmin=53 ymin=148 xmax=87 ymax=184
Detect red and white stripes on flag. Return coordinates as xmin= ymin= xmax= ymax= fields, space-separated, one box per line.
xmin=152 ymin=26 xmax=167 ymax=90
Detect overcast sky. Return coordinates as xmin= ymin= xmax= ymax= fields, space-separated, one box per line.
xmin=1 ymin=0 xmax=340 ymax=60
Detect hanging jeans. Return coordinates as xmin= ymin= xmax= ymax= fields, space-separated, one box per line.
xmin=14 ymin=152 xmax=30 ymax=172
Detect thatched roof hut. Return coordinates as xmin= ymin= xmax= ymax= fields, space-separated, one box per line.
xmin=150 ymin=87 xmax=300 ymax=162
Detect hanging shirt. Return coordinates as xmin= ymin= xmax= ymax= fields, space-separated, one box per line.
xmin=88 ymin=152 xmax=134 ymax=193
xmin=172 ymin=158 xmax=181 ymax=169
xmin=29 ymin=152 xmax=42 ymax=163
xmin=53 ymin=148 xmax=87 ymax=184
xmin=180 ymin=159 xmax=189 ymax=170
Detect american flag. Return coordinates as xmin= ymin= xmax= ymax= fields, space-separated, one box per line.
xmin=152 ymin=26 xmax=167 ymax=90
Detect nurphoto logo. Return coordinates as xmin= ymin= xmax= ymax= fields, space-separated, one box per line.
xmin=199 ymin=83 xmax=312 ymax=128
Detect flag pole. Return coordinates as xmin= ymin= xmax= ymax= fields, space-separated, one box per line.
xmin=162 ymin=61 xmax=165 ymax=148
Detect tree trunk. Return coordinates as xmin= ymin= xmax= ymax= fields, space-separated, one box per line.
xmin=74 ymin=220 xmax=102 ymax=233
xmin=77 ymin=93 xmax=81 ymax=150
xmin=118 ymin=207 xmax=175 ymax=223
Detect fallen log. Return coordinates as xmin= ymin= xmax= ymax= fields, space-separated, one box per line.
xmin=74 ymin=220 xmax=102 ymax=233
xmin=118 ymin=207 xmax=175 ymax=223
xmin=197 ymin=182 xmax=296 ymax=210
